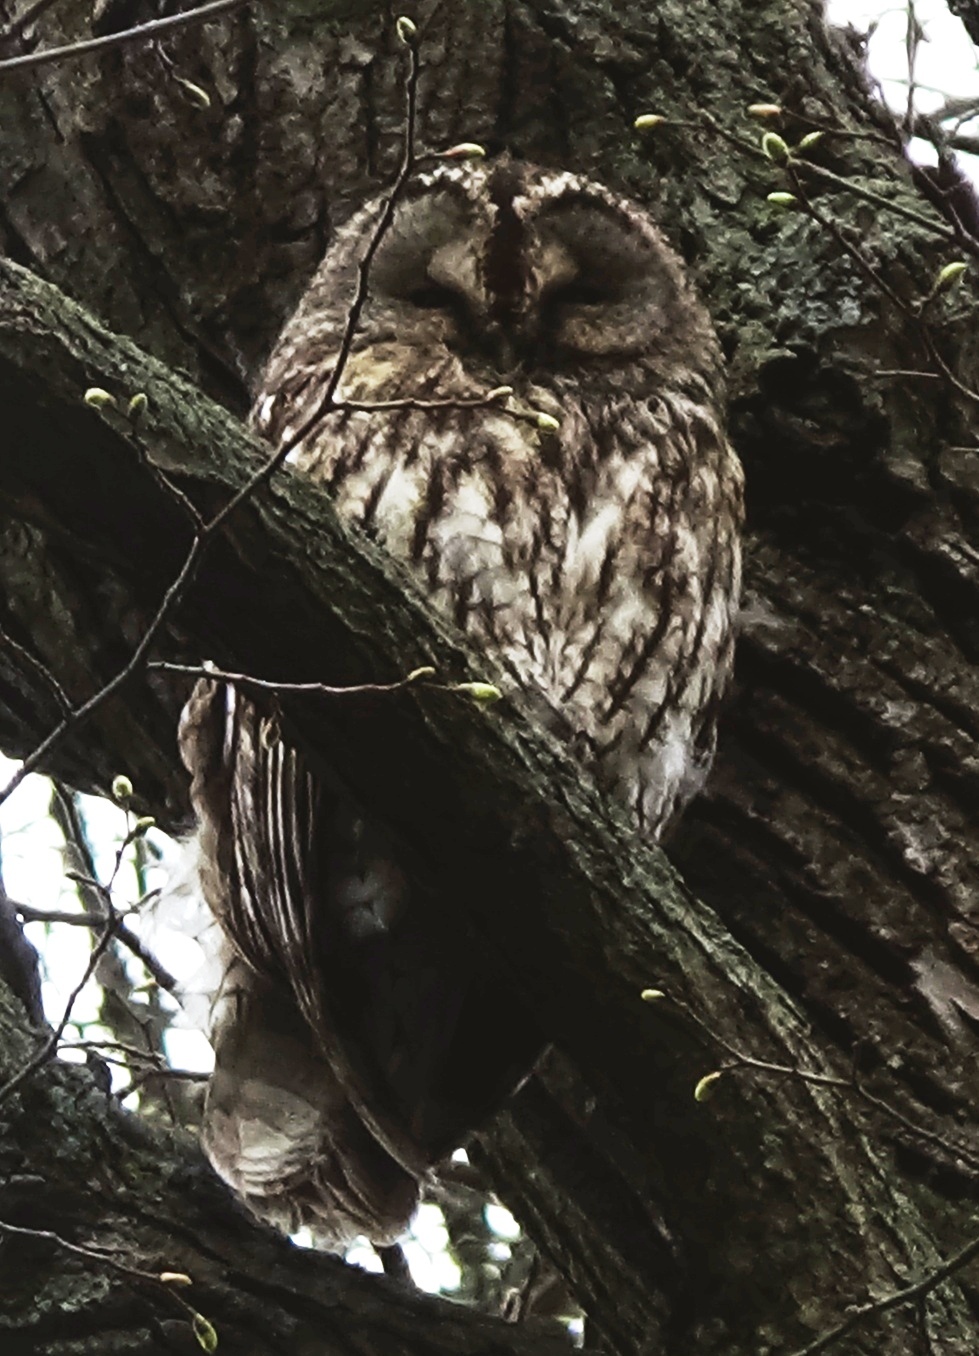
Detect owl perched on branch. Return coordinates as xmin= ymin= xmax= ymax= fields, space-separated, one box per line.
xmin=179 ymin=159 xmax=743 ymax=1246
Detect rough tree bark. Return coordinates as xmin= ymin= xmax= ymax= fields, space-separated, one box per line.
xmin=1 ymin=2 xmax=978 ymax=1355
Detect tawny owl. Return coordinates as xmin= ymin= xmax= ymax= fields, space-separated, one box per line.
xmin=179 ymin=159 xmax=743 ymax=1246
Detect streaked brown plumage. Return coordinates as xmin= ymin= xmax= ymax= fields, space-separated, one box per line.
xmin=180 ymin=159 xmax=744 ymax=1245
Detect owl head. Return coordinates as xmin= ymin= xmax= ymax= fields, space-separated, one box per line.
xmin=270 ymin=159 xmax=720 ymax=400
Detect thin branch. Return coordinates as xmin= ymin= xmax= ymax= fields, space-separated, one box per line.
xmin=0 ymin=908 xmax=123 ymax=1104
xmin=113 ymin=918 xmax=177 ymax=995
xmin=15 ymin=903 xmax=108 ymax=926
xmin=904 ymin=0 xmax=922 ymax=140
xmin=785 ymin=165 xmax=979 ymax=407
xmin=118 ymin=1065 xmax=210 ymax=1099
xmin=793 ymin=159 xmax=965 ymax=249
xmin=646 ymin=989 xmax=979 ymax=1171
xmin=0 ymin=0 xmax=247 ymax=76
xmin=62 ymin=1037 xmax=210 ymax=1087
xmin=0 ymin=620 xmax=72 ymax=716
xmin=785 ymin=1228 xmax=979 ymax=1356
xmin=148 ymin=660 xmax=437 ymax=698
xmin=332 ymin=387 xmax=513 ymax=414
xmin=0 ymin=1216 xmax=209 ymax=1334
xmin=0 ymin=1216 xmax=171 ymax=1283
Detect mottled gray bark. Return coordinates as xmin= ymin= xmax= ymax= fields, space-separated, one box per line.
xmin=1 ymin=1 xmax=978 ymax=1354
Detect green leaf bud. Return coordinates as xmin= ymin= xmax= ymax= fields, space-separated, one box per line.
xmin=694 ymin=1071 xmax=724 ymax=1103
xmin=761 ymin=132 xmax=790 ymax=162
xmin=937 ymin=261 xmax=968 ymax=290
xmin=439 ymin=142 xmax=487 ymax=160
xmin=174 ymin=76 xmax=211 ymax=109
xmin=192 ymin=1312 xmax=218 ymax=1353
xmin=453 ymin=682 xmax=502 ymax=704
xmin=159 ymin=1272 xmax=193 ymax=1287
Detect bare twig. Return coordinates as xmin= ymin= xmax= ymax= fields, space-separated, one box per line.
xmin=15 ymin=903 xmax=108 ymax=927
xmin=333 ymin=388 xmax=513 ymax=415
xmin=785 ymin=1228 xmax=979 ymax=1356
xmin=0 ymin=620 xmax=73 ymax=716
xmin=148 ymin=660 xmax=437 ymax=698
xmin=785 ymin=164 xmax=979 ymax=407
xmin=0 ymin=907 xmax=123 ymax=1104
xmin=644 ymin=989 xmax=979 ymax=1171
xmin=903 ymin=1 xmax=922 ymax=140
xmin=793 ymin=158 xmax=968 ymax=250
xmin=0 ymin=1216 xmax=169 ymax=1282
xmin=0 ymin=0 xmax=246 ymax=76
xmin=0 ymin=1217 xmax=209 ymax=1334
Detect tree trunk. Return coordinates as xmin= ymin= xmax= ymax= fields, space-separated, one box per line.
xmin=1 ymin=1 xmax=978 ymax=1353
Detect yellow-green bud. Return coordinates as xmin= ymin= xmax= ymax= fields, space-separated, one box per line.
xmin=797 ymin=131 xmax=824 ymax=151
xmin=453 ymin=681 xmax=502 ymax=704
xmin=766 ymin=192 xmax=797 ymax=208
xmin=395 ymin=15 xmax=417 ymax=43
xmin=133 ymin=816 xmax=156 ymax=835
xmin=633 ymin=113 xmax=666 ymax=130
xmin=84 ymin=387 xmax=116 ymax=410
xmin=174 ymin=76 xmax=211 ymax=109
xmin=127 ymin=392 xmax=148 ymax=419
xmin=693 ymin=1071 xmax=724 ymax=1103
xmin=535 ymin=411 xmax=561 ymax=433
xmin=640 ymin=988 xmax=666 ymax=1002
xmin=761 ymin=132 xmax=790 ymax=162
xmin=405 ymin=665 xmax=437 ymax=683
xmin=192 ymin=1312 xmax=218 ymax=1353
xmin=937 ymin=261 xmax=968 ymax=289
xmin=111 ymin=775 xmax=134 ymax=802
xmin=439 ymin=142 xmax=486 ymax=160
xmin=159 ymin=1272 xmax=193 ymax=1287
xmin=747 ymin=103 xmax=782 ymax=119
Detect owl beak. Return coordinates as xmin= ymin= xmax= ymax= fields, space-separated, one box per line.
xmin=478 ymin=319 xmax=522 ymax=379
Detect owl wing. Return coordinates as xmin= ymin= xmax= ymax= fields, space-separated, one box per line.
xmin=202 ymin=955 xmax=419 ymax=1245
xmin=180 ymin=678 xmax=541 ymax=1238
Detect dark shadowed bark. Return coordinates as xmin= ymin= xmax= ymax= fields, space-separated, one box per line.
xmin=1 ymin=1 xmax=978 ymax=1354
